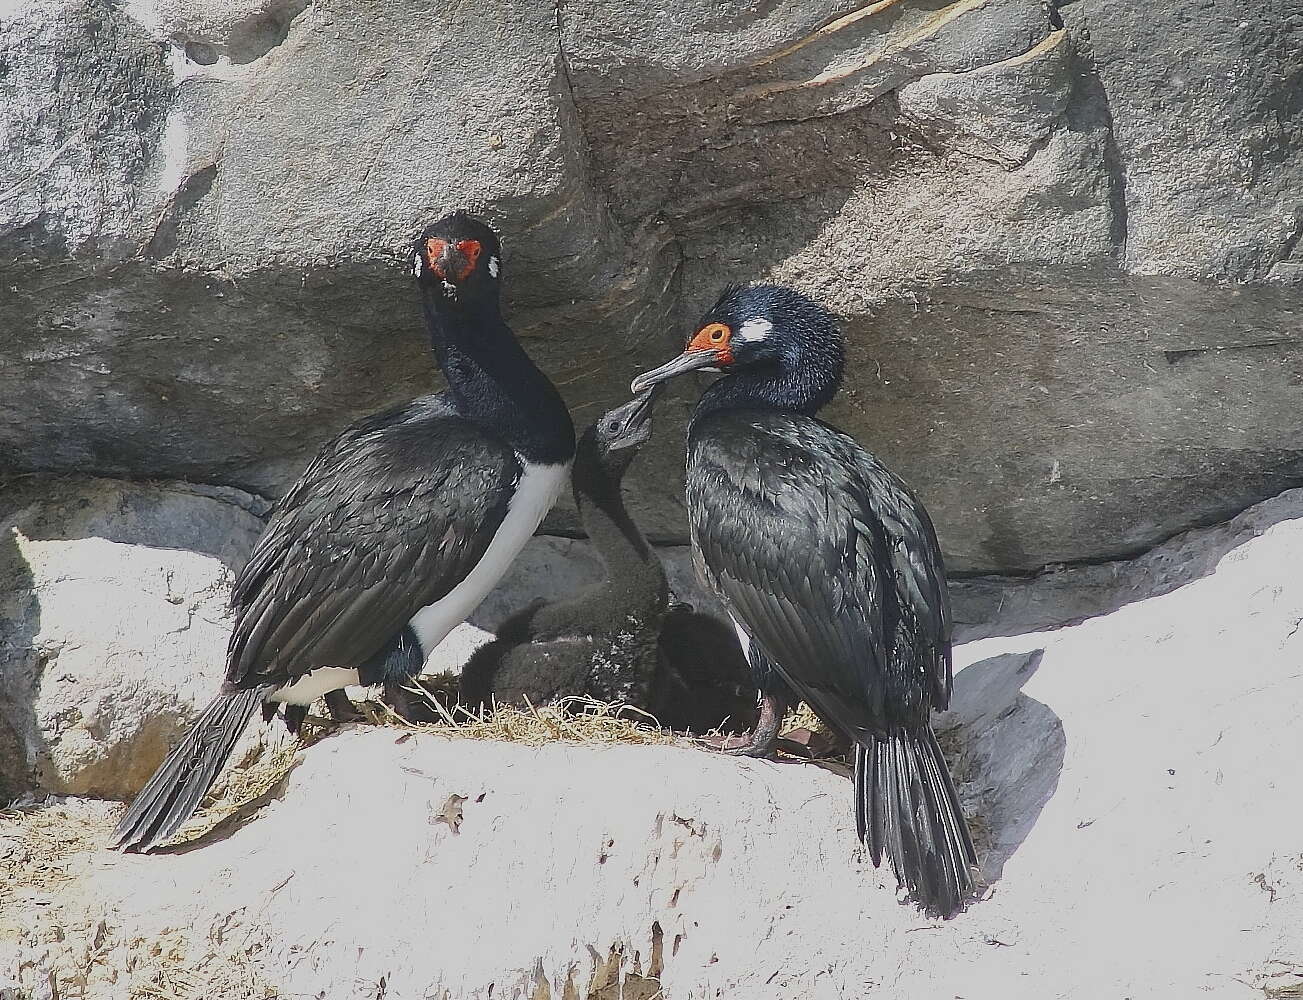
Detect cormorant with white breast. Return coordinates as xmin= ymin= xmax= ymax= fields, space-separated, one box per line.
xmin=459 ymin=389 xmax=669 ymax=709
xmin=112 ymin=213 xmax=574 ymax=852
xmin=630 ymin=284 xmax=977 ymax=917
xmin=459 ymin=388 xmax=754 ymax=731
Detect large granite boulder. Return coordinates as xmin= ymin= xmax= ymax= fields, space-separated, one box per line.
xmin=2 ymin=0 xmax=1300 ymax=573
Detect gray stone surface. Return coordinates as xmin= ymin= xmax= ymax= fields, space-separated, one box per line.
xmin=2 ymin=0 xmax=1300 ymax=573
xmin=951 ymin=486 xmax=1303 ymax=641
xmin=1062 ymin=1 xmax=1303 ymax=281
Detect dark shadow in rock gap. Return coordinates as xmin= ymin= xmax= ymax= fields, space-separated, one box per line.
xmin=453 ymin=598 xmax=759 ymax=739
xmin=0 ymin=515 xmax=40 ymax=802
xmin=226 ymin=0 xmax=312 ymax=65
xmin=951 ymin=490 xmax=1303 ymax=644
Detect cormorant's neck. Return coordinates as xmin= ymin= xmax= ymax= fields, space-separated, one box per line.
xmin=422 ymin=293 xmax=574 ymax=465
xmin=695 ymin=354 xmax=841 ymax=420
xmin=572 ymin=447 xmax=666 ymax=613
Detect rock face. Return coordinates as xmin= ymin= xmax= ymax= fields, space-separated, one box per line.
xmin=951 ymin=487 xmax=1303 ymax=641
xmin=7 ymin=486 xmax=1303 ymax=999
xmin=2 ymin=0 xmax=1299 ymax=573
xmin=0 ymin=477 xmax=262 ymax=801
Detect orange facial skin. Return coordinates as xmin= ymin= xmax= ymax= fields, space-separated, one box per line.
xmin=454 ymin=239 xmax=482 ymax=279
xmin=424 ymin=238 xmax=483 ymax=282
xmin=689 ymin=322 xmax=733 ymax=365
xmin=424 ymin=238 xmax=449 ymax=278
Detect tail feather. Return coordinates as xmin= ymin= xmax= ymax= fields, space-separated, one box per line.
xmin=111 ymin=687 xmax=265 ymax=852
xmin=854 ymin=745 xmax=870 ymax=848
xmin=855 ymin=727 xmax=977 ymax=918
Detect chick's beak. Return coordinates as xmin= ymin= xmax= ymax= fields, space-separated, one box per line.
xmin=630 ymin=349 xmax=721 ymax=395
xmin=608 ymin=385 xmax=661 ymax=451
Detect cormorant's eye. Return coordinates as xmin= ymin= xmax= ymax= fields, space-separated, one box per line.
xmin=606 ymin=421 xmax=621 ymax=434
xmin=687 ymin=322 xmax=733 ymax=359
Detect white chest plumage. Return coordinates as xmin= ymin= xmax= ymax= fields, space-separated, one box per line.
xmin=407 ymin=458 xmax=571 ymax=656
xmin=271 ymin=459 xmax=570 ymax=706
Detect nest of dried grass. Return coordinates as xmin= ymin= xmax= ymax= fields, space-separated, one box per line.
xmin=366 ymin=675 xmax=853 ymax=763
xmin=0 ymin=800 xmax=281 ymax=1000
xmin=124 ymin=679 xmax=847 ymax=855
xmin=0 ymin=798 xmax=118 ymax=910
xmin=371 ymin=684 xmax=682 ymax=748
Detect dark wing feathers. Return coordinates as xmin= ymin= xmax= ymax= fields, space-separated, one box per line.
xmin=687 ymin=410 xmax=951 ymax=737
xmin=226 ymin=395 xmax=519 ymax=688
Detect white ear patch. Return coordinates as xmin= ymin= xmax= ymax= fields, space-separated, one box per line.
xmin=411 ymin=252 xmax=423 ymax=277
xmin=737 ymin=317 xmax=773 ymax=343
xmin=487 ymin=255 xmax=499 ymax=278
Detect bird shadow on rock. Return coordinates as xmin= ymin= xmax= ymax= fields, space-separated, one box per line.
xmin=938 ymin=647 xmax=1065 ymax=885
xmin=149 ymin=777 xmax=295 ymax=856
xmin=145 ymin=730 xmax=326 ymax=856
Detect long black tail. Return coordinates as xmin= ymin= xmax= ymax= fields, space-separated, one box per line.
xmin=855 ymin=727 xmax=977 ymax=918
xmin=111 ymin=687 xmax=265 ymax=852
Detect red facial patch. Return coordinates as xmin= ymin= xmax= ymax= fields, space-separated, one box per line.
xmin=425 ymin=238 xmax=449 ymax=278
xmin=688 ymin=322 xmax=733 ymax=365
xmin=454 ymin=240 xmax=482 ymax=282
xmin=424 ymin=238 xmax=483 ymax=282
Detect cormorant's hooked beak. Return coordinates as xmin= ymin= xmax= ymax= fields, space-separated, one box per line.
xmin=629 ymin=349 xmax=721 ymax=395
xmin=607 ymin=385 xmax=661 ymax=451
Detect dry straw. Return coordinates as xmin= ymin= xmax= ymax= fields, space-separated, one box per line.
xmin=377 ymin=686 xmax=681 ymax=748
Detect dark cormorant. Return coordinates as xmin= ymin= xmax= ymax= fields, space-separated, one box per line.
xmin=112 ymin=213 xmax=575 ymax=852
xmin=631 ymin=283 xmax=977 ymax=917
